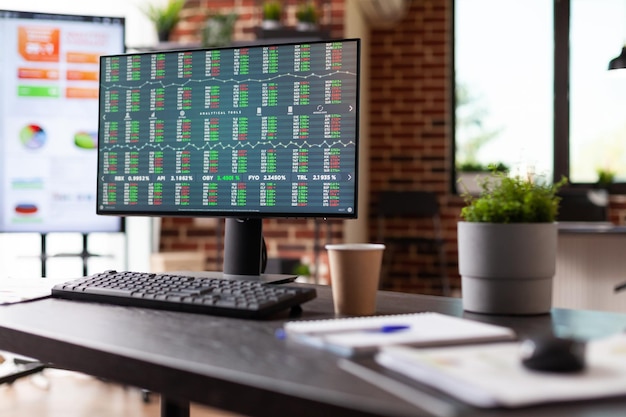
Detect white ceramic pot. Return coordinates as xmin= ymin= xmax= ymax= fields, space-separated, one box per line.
xmin=296 ymin=22 xmax=318 ymax=31
xmin=261 ymin=20 xmax=281 ymax=30
xmin=457 ymin=221 xmax=557 ymax=315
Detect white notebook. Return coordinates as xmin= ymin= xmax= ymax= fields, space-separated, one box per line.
xmin=282 ymin=312 xmax=516 ymax=357
xmin=376 ymin=335 xmax=626 ymax=408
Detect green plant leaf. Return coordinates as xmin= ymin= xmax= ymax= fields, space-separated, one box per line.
xmin=460 ymin=173 xmax=567 ymax=223
xmin=141 ymin=0 xmax=186 ymax=33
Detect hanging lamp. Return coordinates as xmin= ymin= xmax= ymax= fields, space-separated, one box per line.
xmin=609 ymin=46 xmax=626 ymax=70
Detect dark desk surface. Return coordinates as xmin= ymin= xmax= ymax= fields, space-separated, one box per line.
xmin=0 ymin=285 xmax=625 ymax=417
xmin=558 ymin=222 xmax=626 ymax=234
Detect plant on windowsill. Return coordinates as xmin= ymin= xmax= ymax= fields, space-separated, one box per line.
xmin=292 ymin=262 xmax=312 ymax=283
xmin=202 ymin=11 xmax=238 ymax=48
xmin=458 ymin=161 xmax=508 ymax=173
xmin=596 ymin=168 xmax=616 ymax=189
xmin=141 ymin=0 xmax=186 ymax=42
xmin=262 ymin=0 xmax=283 ymax=29
xmin=458 ymin=172 xmax=567 ymax=315
xmin=456 ymin=161 xmax=508 ymax=195
xmin=295 ymin=1 xmax=319 ymax=31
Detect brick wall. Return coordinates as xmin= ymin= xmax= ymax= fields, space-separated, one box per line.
xmin=170 ymin=0 xmax=345 ymax=44
xmin=367 ymin=0 xmax=464 ymax=294
xmin=609 ymin=195 xmax=626 ymax=224
xmin=160 ymin=0 xmax=626 ymax=296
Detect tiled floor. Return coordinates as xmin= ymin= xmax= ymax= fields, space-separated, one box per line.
xmin=0 ymin=368 xmax=240 ymax=417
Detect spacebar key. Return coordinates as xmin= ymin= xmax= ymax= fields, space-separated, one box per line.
xmin=82 ymin=287 xmax=134 ymax=297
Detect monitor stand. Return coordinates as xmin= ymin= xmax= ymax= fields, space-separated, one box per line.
xmin=185 ymin=218 xmax=296 ymax=284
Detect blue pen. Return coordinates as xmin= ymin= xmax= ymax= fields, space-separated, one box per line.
xmin=275 ymin=324 xmax=410 ymax=340
xmin=277 ymin=324 xmax=413 ymax=357
xmin=369 ymin=325 xmax=411 ymax=333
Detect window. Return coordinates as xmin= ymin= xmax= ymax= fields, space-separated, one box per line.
xmin=570 ymin=0 xmax=626 ymax=183
xmin=455 ymin=0 xmax=553 ymax=180
xmin=455 ymin=0 xmax=626 ymax=188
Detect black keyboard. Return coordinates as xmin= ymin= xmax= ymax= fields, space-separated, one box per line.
xmin=51 ymin=270 xmax=317 ymax=319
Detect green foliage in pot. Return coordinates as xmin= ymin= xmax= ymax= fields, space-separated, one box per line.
xmin=263 ymin=0 xmax=282 ymax=21
xmin=292 ymin=262 xmax=310 ymax=277
xmin=296 ymin=1 xmax=319 ymax=24
xmin=141 ymin=0 xmax=186 ymax=41
xmin=203 ymin=12 xmax=238 ymax=48
xmin=457 ymin=161 xmax=508 ymax=173
xmin=460 ymin=173 xmax=567 ymax=223
xmin=597 ymin=168 xmax=615 ymax=187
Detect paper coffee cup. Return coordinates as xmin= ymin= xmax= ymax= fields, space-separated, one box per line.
xmin=325 ymin=243 xmax=385 ymax=316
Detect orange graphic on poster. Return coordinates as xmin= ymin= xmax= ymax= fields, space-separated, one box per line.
xmin=66 ymin=52 xmax=100 ymax=64
xmin=66 ymin=70 xmax=98 ymax=81
xmin=18 ymin=26 xmax=60 ymax=62
xmin=66 ymin=87 xmax=99 ymax=99
xmin=18 ymin=67 xmax=59 ymax=80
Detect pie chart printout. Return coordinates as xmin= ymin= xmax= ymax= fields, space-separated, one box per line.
xmin=19 ymin=124 xmax=46 ymax=150
xmin=74 ymin=131 xmax=98 ymax=149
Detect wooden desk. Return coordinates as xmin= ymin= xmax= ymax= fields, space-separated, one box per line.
xmin=0 ymin=286 xmax=626 ymax=417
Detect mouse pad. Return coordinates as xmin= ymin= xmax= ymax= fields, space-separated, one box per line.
xmin=375 ymin=334 xmax=626 ymax=408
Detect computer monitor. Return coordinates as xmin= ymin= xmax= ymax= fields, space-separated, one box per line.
xmin=96 ymin=38 xmax=360 ymax=281
xmin=0 ymin=10 xmax=125 ymax=233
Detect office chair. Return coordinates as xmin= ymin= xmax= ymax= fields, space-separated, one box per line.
xmin=376 ymin=191 xmax=450 ymax=295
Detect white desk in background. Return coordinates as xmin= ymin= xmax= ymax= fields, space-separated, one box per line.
xmin=554 ymin=222 xmax=626 ymax=313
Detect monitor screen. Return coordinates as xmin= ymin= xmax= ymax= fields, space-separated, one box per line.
xmin=96 ymin=39 xmax=360 ymax=279
xmin=0 ymin=10 xmax=125 ymax=233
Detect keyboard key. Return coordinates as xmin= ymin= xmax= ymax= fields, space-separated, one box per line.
xmin=83 ymin=287 xmax=134 ymax=297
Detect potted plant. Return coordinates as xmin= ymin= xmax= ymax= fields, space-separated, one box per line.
xmin=203 ymin=11 xmax=238 ymax=48
xmin=141 ymin=0 xmax=186 ymax=42
xmin=596 ymin=168 xmax=615 ymax=188
xmin=295 ymin=1 xmax=319 ymax=31
xmin=458 ymin=173 xmax=566 ymax=315
xmin=262 ymin=0 xmax=282 ymax=29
